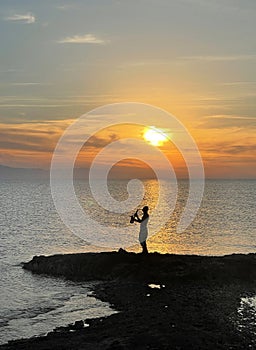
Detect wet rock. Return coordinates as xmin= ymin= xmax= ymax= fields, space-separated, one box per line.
xmin=1 ymin=252 xmax=256 ymax=349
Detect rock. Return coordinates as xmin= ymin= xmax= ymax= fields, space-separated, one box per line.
xmin=73 ymin=321 xmax=84 ymax=330
xmin=118 ymin=248 xmax=127 ymax=254
xmin=2 ymin=252 xmax=255 ymax=350
xmin=22 ymin=252 xmax=256 ymax=284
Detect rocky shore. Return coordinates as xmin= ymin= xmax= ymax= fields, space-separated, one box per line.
xmin=1 ymin=252 xmax=256 ymax=349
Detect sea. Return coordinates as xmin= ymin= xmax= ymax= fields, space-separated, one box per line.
xmin=0 ymin=179 xmax=255 ymax=344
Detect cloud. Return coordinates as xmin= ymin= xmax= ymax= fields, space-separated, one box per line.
xmin=119 ymin=59 xmax=173 ymax=68
xmin=221 ymin=82 xmax=256 ymax=86
xmin=56 ymin=4 xmax=76 ymax=11
xmin=84 ymin=134 xmax=118 ymax=149
xmin=181 ymin=54 xmax=256 ymax=62
xmin=11 ymin=82 xmax=42 ymax=86
xmin=58 ymin=34 xmax=107 ymax=44
xmin=224 ymin=145 xmax=256 ymax=155
xmin=0 ymin=68 xmax=24 ymax=74
xmin=203 ymin=142 xmax=256 ymax=156
xmin=0 ymin=122 xmax=61 ymax=153
xmin=5 ymin=13 xmax=36 ymax=24
xmin=198 ymin=115 xmax=256 ymax=129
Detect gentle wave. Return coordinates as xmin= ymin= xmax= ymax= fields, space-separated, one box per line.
xmin=0 ymin=179 xmax=255 ymax=343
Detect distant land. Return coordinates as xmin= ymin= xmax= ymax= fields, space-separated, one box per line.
xmin=0 ymin=164 xmax=49 ymax=180
xmin=0 ymin=164 xmax=157 ymax=181
xmin=1 ymin=164 xmax=254 ymax=181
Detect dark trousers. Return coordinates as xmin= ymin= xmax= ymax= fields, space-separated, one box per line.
xmin=140 ymin=241 xmax=148 ymax=254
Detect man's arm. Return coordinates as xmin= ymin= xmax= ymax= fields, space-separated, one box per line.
xmin=133 ymin=216 xmax=142 ymax=223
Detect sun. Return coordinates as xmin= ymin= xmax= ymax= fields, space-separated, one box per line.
xmin=143 ymin=127 xmax=168 ymax=146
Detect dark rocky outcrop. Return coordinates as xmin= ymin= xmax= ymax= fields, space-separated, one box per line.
xmin=23 ymin=251 xmax=256 ymax=284
xmin=2 ymin=252 xmax=256 ymax=350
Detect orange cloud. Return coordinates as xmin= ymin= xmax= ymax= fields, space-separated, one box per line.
xmin=0 ymin=115 xmax=255 ymax=179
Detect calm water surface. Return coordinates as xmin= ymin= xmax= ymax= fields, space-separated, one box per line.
xmin=0 ymin=179 xmax=255 ymax=344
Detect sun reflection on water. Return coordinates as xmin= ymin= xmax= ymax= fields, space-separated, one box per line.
xmin=75 ymin=179 xmax=256 ymax=256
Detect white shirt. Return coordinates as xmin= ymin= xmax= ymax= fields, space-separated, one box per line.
xmin=139 ymin=217 xmax=149 ymax=243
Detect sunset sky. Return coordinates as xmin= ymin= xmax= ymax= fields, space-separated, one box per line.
xmin=0 ymin=0 xmax=255 ymax=178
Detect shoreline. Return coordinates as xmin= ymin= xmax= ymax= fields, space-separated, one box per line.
xmin=1 ymin=252 xmax=256 ymax=349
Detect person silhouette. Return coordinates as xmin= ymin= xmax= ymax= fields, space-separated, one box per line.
xmin=133 ymin=206 xmax=149 ymax=254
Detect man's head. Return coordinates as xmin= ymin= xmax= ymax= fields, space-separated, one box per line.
xmin=142 ymin=206 xmax=149 ymax=213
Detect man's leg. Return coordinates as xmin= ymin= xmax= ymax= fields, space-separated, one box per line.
xmin=141 ymin=241 xmax=148 ymax=254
